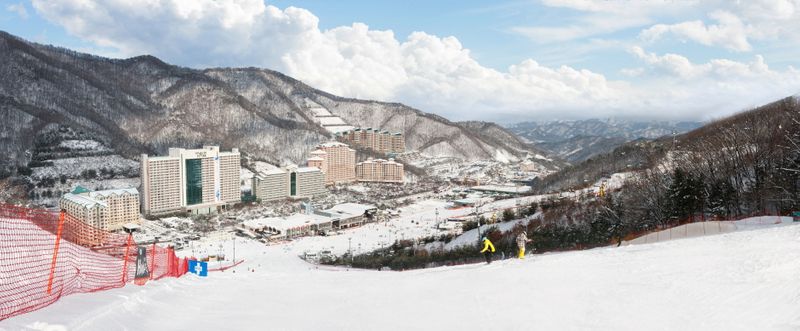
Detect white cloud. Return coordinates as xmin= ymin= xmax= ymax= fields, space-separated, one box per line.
xmin=511 ymin=0 xmax=697 ymax=43
xmin=538 ymin=0 xmax=697 ymax=15
xmin=627 ymin=46 xmax=800 ymax=119
xmin=640 ymin=10 xmax=752 ymax=51
xmin=639 ymin=0 xmax=800 ymax=51
xmin=6 ymin=2 xmax=28 ymax=19
xmin=512 ymin=15 xmax=650 ymax=43
xmin=27 ymin=0 xmax=800 ymax=122
xmin=620 ymin=68 xmax=644 ymax=77
xmin=629 ymin=46 xmax=776 ymax=79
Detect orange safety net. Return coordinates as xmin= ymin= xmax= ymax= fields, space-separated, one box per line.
xmin=0 ymin=203 xmax=188 ymax=321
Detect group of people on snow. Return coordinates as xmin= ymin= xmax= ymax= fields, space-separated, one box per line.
xmin=479 ymin=231 xmax=532 ymax=264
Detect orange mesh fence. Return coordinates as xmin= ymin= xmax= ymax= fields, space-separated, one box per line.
xmin=0 ymin=204 xmax=188 ymax=321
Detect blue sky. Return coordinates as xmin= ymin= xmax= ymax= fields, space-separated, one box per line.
xmin=1 ymin=0 xmax=799 ymax=122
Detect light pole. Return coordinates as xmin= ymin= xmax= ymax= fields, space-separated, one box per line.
xmin=475 ymin=204 xmax=482 ymax=243
xmin=435 ymin=208 xmax=439 ymax=228
xmin=348 ymin=237 xmax=353 ymax=264
xmin=218 ymin=242 xmax=224 ymax=268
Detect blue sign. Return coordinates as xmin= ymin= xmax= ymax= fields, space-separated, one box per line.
xmin=188 ymin=260 xmax=208 ymax=277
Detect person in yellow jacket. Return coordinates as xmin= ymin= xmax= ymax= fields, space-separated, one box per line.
xmin=516 ymin=232 xmax=532 ymax=259
xmin=480 ymin=236 xmax=495 ymax=264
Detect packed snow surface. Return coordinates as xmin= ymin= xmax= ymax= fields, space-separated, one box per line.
xmin=3 ymin=218 xmax=799 ymax=330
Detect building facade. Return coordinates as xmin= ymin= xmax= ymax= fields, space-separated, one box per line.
xmin=252 ymin=167 xmax=326 ymax=201
xmin=140 ymin=146 xmax=241 ymax=216
xmin=60 ymin=187 xmax=140 ymax=245
xmin=252 ymin=168 xmax=289 ymax=202
xmin=355 ymin=158 xmax=404 ymax=183
xmin=292 ymin=167 xmax=326 ymax=198
xmin=336 ymin=128 xmax=405 ymax=154
xmin=306 ymin=142 xmax=356 ymax=185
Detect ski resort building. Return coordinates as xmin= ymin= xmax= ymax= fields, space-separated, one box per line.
xmin=59 ymin=187 xmax=140 ymax=245
xmin=355 ymin=158 xmax=404 ymax=183
xmin=252 ymin=166 xmax=326 ymax=202
xmin=336 ymin=128 xmax=405 ymax=154
xmin=140 ymin=146 xmax=241 ymax=216
xmin=306 ymin=142 xmax=356 ymax=185
xmin=238 ymin=202 xmax=377 ymax=240
xmin=316 ymin=203 xmax=377 ymax=229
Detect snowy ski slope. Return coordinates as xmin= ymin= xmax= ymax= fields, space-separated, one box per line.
xmin=2 ymin=219 xmax=799 ymax=331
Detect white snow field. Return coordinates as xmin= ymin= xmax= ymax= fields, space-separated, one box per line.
xmin=2 ymin=220 xmax=799 ymax=331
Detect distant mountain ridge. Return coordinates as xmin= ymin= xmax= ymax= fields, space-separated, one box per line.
xmin=508 ymin=119 xmax=702 ymax=163
xmin=0 ymin=30 xmax=548 ymax=174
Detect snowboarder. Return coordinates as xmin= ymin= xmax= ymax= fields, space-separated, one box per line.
xmin=516 ymin=231 xmax=532 ymax=259
xmin=480 ymin=236 xmax=495 ymax=264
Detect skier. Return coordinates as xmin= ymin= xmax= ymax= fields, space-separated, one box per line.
xmin=516 ymin=231 xmax=532 ymax=259
xmin=480 ymin=236 xmax=495 ymax=264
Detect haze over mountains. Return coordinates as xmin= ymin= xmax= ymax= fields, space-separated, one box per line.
xmin=508 ymin=119 xmax=702 ymax=163
xmin=0 ymin=31 xmax=544 ymax=173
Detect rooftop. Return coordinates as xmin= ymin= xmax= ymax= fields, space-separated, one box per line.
xmin=295 ymin=167 xmax=321 ymax=173
xmin=87 ymin=188 xmax=139 ymax=199
xmin=320 ymin=203 xmax=376 ymax=218
xmin=318 ymin=141 xmax=348 ymax=148
xmin=61 ymin=193 xmax=107 ymax=209
xmin=243 ymin=213 xmax=333 ymax=232
xmin=71 ymin=185 xmax=91 ymax=194
xmin=260 ymin=168 xmax=288 ymax=176
xmin=471 ymin=185 xmax=532 ymax=194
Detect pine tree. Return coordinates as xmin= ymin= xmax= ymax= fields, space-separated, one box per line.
xmin=667 ymin=168 xmax=705 ymax=221
xmin=502 ymin=209 xmax=516 ymax=222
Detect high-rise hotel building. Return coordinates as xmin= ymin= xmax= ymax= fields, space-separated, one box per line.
xmin=306 ymin=142 xmax=356 ymax=185
xmin=252 ymin=166 xmax=326 ymax=202
xmin=140 ymin=146 xmax=241 ymax=216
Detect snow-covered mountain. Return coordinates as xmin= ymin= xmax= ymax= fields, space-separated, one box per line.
xmin=0 ymin=31 xmax=544 ymax=172
xmin=508 ymin=119 xmax=701 ymax=163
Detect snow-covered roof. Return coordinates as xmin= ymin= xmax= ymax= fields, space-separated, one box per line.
xmin=145 ymin=155 xmax=177 ymax=162
xmin=61 ymin=193 xmax=107 ymax=209
xmin=260 ymin=168 xmax=288 ymax=176
xmin=454 ymin=198 xmax=478 ymax=205
xmin=307 ymin=157 xmax=324 ymax=162
xmin=244 ymin=213 xmax=333 ymax=232
xmin=471 ymin=185 xmax=531 ymax=194
xmin=357 ymin=159 xmax=401 ymax=166
xmin=320 ymin=203 xmax=377 ymax=219
xmin=295 ymin=167 xmax=321 ymax=173
xmin=310 ymin=150 xmax=327 ymax=155
xmin=318 ymin=142 xmax=348 ymax=148
xmin=324 ymin=125 xmax=355 ymax=133
xmin=87 ymin=188 xmax=139 ymax=198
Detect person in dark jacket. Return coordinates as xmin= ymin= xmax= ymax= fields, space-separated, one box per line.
xmin=480 ymin=236 xmax=495 ymax=264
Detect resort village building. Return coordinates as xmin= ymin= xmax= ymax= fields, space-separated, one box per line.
xmin=306 ymin=142 xmax=356 ymax=185
xmin=336 ymin=128 xmax=405 ymax=154
xmin=238 ymin=203 xmax=377 ymax=240
xmin=252 ymin=166 xmax=326 ymax=202
xmin=59 ymin=186 xmax=140 ymax=245
xmin=355 ymin=158 xmax=404 ymax=183
xmin=140 ymin=146 xmax=241 ymax=216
